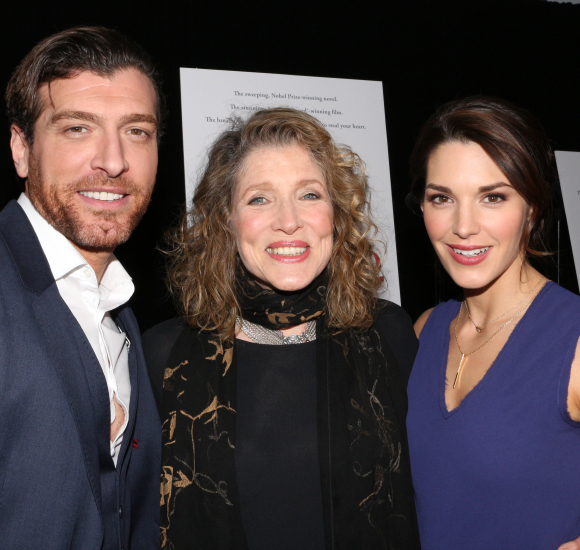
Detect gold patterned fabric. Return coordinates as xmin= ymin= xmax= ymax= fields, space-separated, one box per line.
xmin=159 ymin=298 xmax=419 ymax=550
xmin=235 ymin=266 xmax=326 ymax=329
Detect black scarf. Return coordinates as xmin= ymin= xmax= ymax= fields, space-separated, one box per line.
xmin=234 ymin=266 xmax=327 ymax=328
xmin=159 ymin=274 xmax=419 ymax=550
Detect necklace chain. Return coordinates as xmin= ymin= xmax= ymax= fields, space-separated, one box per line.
xmin=236 ymin=316 xmax=317 ymax=345
xmin=452 ymin=278 xmax=546 ymax=388
xmin=465 ymin=276 xmax=544 ymax=333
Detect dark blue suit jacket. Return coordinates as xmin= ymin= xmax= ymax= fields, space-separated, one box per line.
xmin=0 ymin=201 xmax=161 ymax=550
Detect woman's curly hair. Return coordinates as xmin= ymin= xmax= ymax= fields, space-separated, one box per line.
xmin=167 ymin=107 xmax=384 ymax=340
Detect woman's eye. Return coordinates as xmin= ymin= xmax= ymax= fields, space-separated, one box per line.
xmin=303 ymin=192 xmax=320 ymax=200
xmin=248 ymin=196 xmax=266 ymax=205
xmin=483 ymin=193 xmax=506 ymax=204
xmin=427 ymin=194 xmax=451 ymax=204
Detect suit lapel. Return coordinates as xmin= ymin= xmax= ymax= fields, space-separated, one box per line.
xmin=0 ymin=201 xmax=108 ymax=516
xmin=32 ymin=290 xmax=109 ymax=512
xmin=0 ymin=201 xmax=54 ymax=295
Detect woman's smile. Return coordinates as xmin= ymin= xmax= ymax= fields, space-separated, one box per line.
xmin=266 ymin=240 xmax=311 ymax=262
xmin=230 ymin=144 xmax=334 ymax=291
xmin=422 ymin=141 xmax=530 ymax=290
xmin=446 ymin=244 xmax=492 ymax=265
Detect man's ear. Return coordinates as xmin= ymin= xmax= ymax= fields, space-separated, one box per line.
xmin=10 ymin=125 xmax=30 ymax=179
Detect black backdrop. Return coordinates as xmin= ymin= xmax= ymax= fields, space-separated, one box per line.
xmin=1 ymin=0 xmax=579 ymax=331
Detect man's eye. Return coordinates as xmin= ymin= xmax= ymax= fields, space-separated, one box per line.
xmin=67 ymin=126 xmax=87 ymax=134
xmin=129 ymin=128 xmax=147 ymax=136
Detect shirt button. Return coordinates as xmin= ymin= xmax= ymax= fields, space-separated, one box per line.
xmin=83 ymin=268 xmax=91 ymax=278
xmin=119 ymin=505 xmax=123 ymax=517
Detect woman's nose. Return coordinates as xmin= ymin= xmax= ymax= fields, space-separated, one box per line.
xmin=453 ymin=203 xmax=480 ymax=239
xmin=273 ymin=199 xmax=302 ymax=234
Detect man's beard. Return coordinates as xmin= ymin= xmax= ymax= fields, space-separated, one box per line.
xmin=26 ymin=154 xmax=153 ymax=252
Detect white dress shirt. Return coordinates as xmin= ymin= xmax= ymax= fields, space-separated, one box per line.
xmin=18 ymin=193 xmax=133 ymax=465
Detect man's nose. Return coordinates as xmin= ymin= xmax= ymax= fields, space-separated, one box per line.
xmin=90 ymin=131 xmax=129 ymax=178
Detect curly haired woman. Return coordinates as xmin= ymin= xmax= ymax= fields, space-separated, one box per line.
xmin=143 ymin=108 xmax=420 ymax=550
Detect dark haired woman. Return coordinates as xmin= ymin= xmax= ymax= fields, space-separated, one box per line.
xmin=406 ymin=96 xmax=580 ymax=550
xmin=143 ymin=108 xmax=421 ymax=549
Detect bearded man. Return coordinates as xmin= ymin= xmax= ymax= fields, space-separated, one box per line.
xmin=0 ymin=27 xmax=163 ymax=549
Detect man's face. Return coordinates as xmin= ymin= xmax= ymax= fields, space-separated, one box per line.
xmin=11 ymin=68 xmax=159 ymax=251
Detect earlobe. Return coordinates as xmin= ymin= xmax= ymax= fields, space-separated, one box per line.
xmin=526 ymin=206 xmax=534 ymax=234
xmin=10 ymin=125 xmax=30 ymax=178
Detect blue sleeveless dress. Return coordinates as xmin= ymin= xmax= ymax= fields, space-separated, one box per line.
xmin=407 ymin=282 xmax=580 ymax=550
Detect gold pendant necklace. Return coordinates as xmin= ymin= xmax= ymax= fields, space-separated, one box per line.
xmin=452 ymin=279 xmax=546 ymax=388
xmin=454 ymin=354 xmax=468 ymax=388
xmin=464 ymin=276 xmax=545 ymax=333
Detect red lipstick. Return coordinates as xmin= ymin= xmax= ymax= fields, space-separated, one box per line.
xmin=266 ymin=240 xmax=310 ymax=263
xmin=446 ymin=244 xmax=492 ymax=266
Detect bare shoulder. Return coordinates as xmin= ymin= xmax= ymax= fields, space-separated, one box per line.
xmin=414 ymin=308 xmax=434 ymax=338
xmin=567 ymin=334 xmax=580 ymax=422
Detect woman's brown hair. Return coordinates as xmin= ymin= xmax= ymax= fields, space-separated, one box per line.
xmin=167 ymin=107 xmax=383 ymax=340
xmin=408 ymin=96 xmax=556 ymax=259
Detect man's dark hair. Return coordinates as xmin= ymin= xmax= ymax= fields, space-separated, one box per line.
xmin=5 ymin=26 xmax=166 ymax=144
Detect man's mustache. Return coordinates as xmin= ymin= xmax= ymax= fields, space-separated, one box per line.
xmin=65 ymin=174 xmax=144 ymax=197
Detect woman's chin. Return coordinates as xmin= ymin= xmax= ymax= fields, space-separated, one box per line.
xmin=262 ymin=276 xmax=316 ymax=293
xmin=272 ymin=281 xmax=312 ymax=292
xmin=444 ymin=268 xmax=497 ymax=292
xmin=437 ymin=260 xmax=488 ymax=290
xmin=441 ymin=255 xmax=524 ymax=292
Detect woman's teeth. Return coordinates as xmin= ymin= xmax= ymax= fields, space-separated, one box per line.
xmin=267 ymin=246 xmax=308 ymax=256
xmin=453 ymin=247 xmax=489 ymax=257
xmin=79 ymin=191 xmax=126 ymax=202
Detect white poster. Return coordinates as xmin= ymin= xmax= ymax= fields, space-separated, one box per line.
xmin=180 ymin=68 xmax=400 ymax=303
xmin=556 ymin=150 xmax=580 ymax=283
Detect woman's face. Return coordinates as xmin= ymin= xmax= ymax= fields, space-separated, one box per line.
xmin=230 ymin=144 xmax=334 ymax=292
xmin=422 ymin=140 xmax=530 ymax=290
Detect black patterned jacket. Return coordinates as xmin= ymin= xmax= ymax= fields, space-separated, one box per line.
xmin=143 ymin=301 xmax=421 ymax=550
